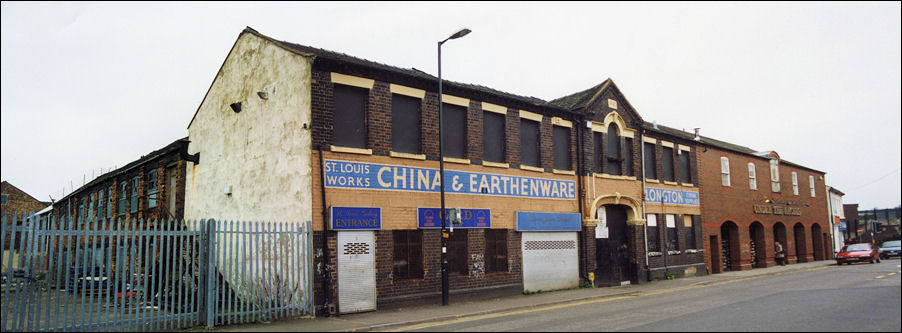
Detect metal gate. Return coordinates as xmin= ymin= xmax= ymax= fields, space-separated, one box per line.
xmin=1 ymin=214 xmax=314 ymax=332
xmin=522 ymin=232 xmax=578 ymax=292
xmin=337 ymin=231 xmax=375 ymax=314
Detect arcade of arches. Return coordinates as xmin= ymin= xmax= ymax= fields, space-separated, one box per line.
xmin=707 ymin=221 xmax=832 ymax=274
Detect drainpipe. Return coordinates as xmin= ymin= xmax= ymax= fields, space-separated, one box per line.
xmin=575 ymin=113 xmax=587 ymax=282
xmin=639 ymin=128 xmax=649 ymax=275
xmin=318 ymin=145 xmax=332 ymax=316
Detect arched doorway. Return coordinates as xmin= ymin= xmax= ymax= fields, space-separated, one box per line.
xmin=812 ymin=223 xmax=824 ymax=261
xmin=749 ymin=222 xmax=765 ymax=268
xmin=720 ymin=221 xmax=739 ymax=271
xmin=595 ymin=205 xmax=631 ymax=286
xmin=793 ymin=223 xmax=808 ymax=263
xmin=773 ymin=222 xmax=787 ymax=263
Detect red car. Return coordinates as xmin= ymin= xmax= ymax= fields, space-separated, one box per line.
xmin=836 ymin=243 xmax=881 ymax=265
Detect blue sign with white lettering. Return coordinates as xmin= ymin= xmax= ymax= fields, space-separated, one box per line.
xmin=330 ymin=207 xmax=381 ymax=230
xmin=516 ymin=212 xmax=582 ymax=231
xmin=323 ymin=160 xmax=576 ymax=200
xmin=644 ymin=187 xmax=700 ymax=206
xmin=418 ymin=208 xmax=491 ymax=228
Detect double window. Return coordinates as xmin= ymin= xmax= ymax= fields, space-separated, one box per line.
xmin=391 ymin=94 xmax=421 ymax=154
xmin=130 ymin=176 xmax=139 ymax=213
xmin=333 ymin=84 xmax=369 ymax=149
xmin=119 ymin=181 xmax=127 ymax=216
xmin=720 ymin=157 xmax=731 ymax=186
xmin=520 ymin=119 xmax=540 ymax=167
xmin=809 ymin=175 xmax=816 ymax=197
xmin=748 ymin=162 xmax=758 ymax=190
xmin=646 ymin=214 xmax=660 ymax=252
xmin=393 ymin=230 xmax=424 ymax=280
xmin=665 ymin=214 xmax=678 ymax=251
xmin=147 ymin=169 xmax=158 ymax=208
xmin=791 ymin=172 xmax=799 ymax=196
xmin=770 ymin=159 xmax=781 ymax=192
xmin=684 ymin=215 xmax=697 ymax=250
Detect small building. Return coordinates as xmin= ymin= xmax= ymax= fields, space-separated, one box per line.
xmin=826 ymin=186 xmax=845 ymax=254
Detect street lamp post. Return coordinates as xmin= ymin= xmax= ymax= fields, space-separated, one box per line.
xmin=438 ymin=27 xmax=470 ymax=306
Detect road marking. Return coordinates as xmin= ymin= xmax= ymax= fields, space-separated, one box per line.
xmin=376 ymin=266 xmax=832 ymax=332
xmin=876 ymin=275 xmax=885 ymax=279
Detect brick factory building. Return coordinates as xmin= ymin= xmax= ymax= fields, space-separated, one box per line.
xmin=184 ymin=27 xmax=830 ymax=315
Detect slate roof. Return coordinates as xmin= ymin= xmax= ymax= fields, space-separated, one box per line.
xmin=546 ymin=79 xmax=611 ymax=110
xmin=56 ymin=137 xmax=189 ymax=203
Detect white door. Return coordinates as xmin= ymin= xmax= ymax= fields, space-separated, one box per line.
xmin=522 ymin=232 xmax=579 ymax=292
xmin=337 ymin=231 xmax=376 ymax=313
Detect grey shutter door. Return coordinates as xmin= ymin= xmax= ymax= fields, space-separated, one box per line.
xmin=337 ymin=231 xmax=376 ymax=313
xmin=521 ymin=232 xmax=579 ymax=292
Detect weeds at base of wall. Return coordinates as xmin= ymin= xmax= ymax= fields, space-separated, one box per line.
xmin=522 ymin=289 xmax=544 ymax=295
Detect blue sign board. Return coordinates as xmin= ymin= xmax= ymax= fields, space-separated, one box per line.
xmin=644 ymin=187 xmax=700 ymax=206
xmin=516 ymin=212 xmax=582 ymax=232
xmin=323 ymin=160 xmax=576 ymax=200
xmin=417 ymin=208 xmax=491 ymax=228
xmin=838 ymin=221 xmax=847 ymax=231
xmin=330 ymin=206 xmax=381 ymax=230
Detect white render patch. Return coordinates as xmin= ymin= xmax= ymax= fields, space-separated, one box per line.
xmin=607 ymin=98 xmax=618 ymax=109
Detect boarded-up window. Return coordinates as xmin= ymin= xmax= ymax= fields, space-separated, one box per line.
xmin=606 ymin=124 xmax=622 ymax=175
xmin=553 ymin=125 xmax=571 ymax=170
xmin=625 ymin=138 xmax=634 ymax=177
xmin=393 ymin=230 xmax=424 ymax=280
xmin=485 ymin=229 xmax=508 ymax=273
xmin=644 ymin=142 xmax=657 ymax=180
xmin=333 ymin=84 xmax=368 ymax=149
xmin=391 ymin=94 xmax=421 ymax=154
xmin=97 ymin=190 xmax=104 ymax=218
xmin=680 ymin=149 xmax=691 ymax=184
xmin=448 ymin=229 xmax=469 ymax=276
xmin=442 ymin=103 xmax=467 ymax=159
xmin=106 ymin=186 xmax=112 ymax=218
xmin=520 ymin=119 xmax=540 ymax=167
xmin=663 ymin=146 xmax=675 ymax=182
xmin=483 ymin=112 xmax=505 ymax=163
xmin=593 ymin=132 xmax=604 ymax=173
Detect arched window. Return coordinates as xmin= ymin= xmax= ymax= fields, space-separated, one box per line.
xmin=606 ymin=123 xmax=622 ymax=175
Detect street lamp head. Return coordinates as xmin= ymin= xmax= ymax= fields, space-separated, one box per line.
xmin=449 ymin=28 xmax=471 ymax=39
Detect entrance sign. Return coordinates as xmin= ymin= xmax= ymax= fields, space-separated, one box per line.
xmin=324 ymin=159 xmax=576 ymax=200
xmin=516 ymin=212 xmax=582 ymax=231
xmin=330 ymin=207 xmax=381 ymax=230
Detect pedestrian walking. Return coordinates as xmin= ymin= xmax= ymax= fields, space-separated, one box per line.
xmin=775 ymin=241 xmax=786 ymax=266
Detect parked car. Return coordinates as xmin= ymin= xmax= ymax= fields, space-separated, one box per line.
xmin=879 ymin=240 xmax=901 ymax=259
xmin=836 ymin=243 xmax=881 ymax=265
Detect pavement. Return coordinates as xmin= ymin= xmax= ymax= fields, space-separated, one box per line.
xmin=205 ymin=260 xmax=837 ymax=332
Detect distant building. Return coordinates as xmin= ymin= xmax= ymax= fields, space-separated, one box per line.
xmin=826 ymin=186 xmax=845 ymax=253
xmin=50 ymin=138 xmax=192 ymax=225
xmin=857 ymin=206 xmax=901 ymax=244
xmin=2 ymin=180 xmax=50 ymax=271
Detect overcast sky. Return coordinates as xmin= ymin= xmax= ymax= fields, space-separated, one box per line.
xmin=2 ymin=1 xmax=900 ymax=211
